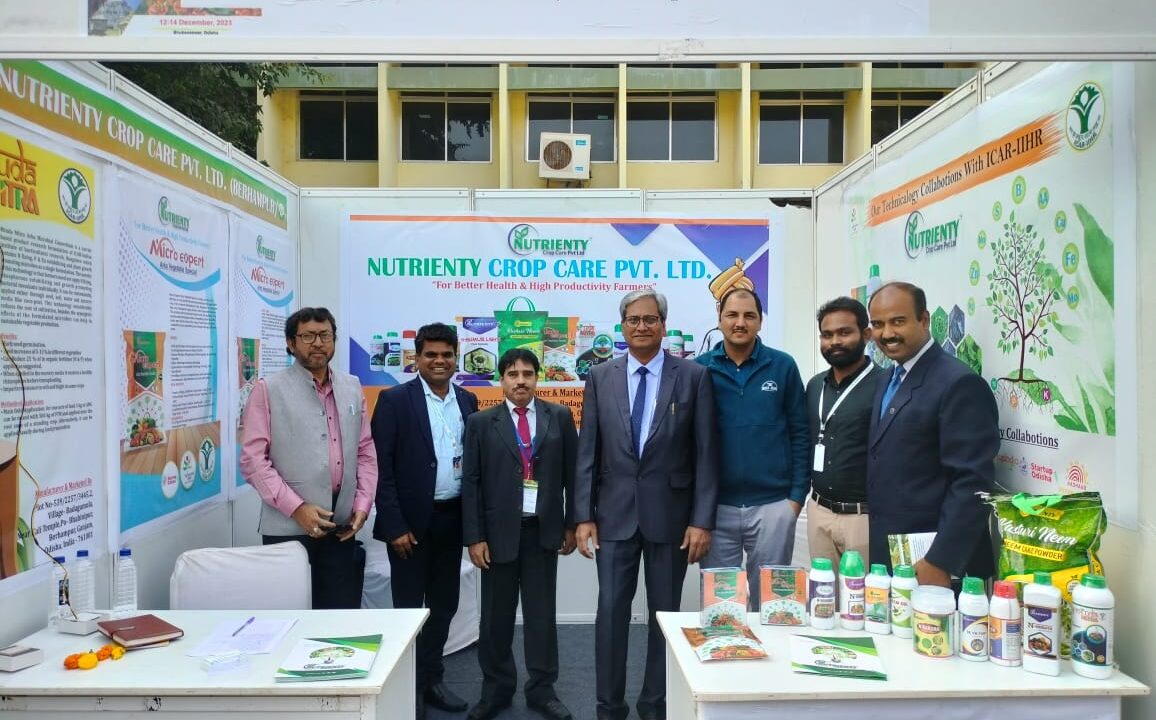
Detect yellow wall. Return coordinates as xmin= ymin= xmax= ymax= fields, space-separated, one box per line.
xmin=625 ymin=91 xmax=740 ymax=190
xmin=397 ymin=160 xmax=499 ymax=188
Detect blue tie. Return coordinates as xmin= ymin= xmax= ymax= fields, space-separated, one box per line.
xmin=632 ymin=366 xmax=649 ymax=455
xmin=879 ymin=365 xmax=906 ymax=419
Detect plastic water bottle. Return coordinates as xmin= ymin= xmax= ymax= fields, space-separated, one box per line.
xmin=1023 ymin=571 xmax=1062 ymax=676
xmin=838 ymin=550 xmax=865 ymax=630
xmin=52 ymin=556 xmax=71 ymax=621
xmin=1071 ymin=574 xmax=1114 ymax=679
xmin=864 ymin=564 xmax=891 ymax=634
xmin=72 ymin=549 xmax=96 ymax=613
xmin=957 ymin=576 xmax=990 ymax=662
xmin=113 ymin=548 xmax=138 ymax=616
xmin=890 ymin=564 xmax=917 ymax=638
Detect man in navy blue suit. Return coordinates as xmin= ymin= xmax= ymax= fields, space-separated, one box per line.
xmin=866 ymin=282 xmax=1000 ymax=586
xmin=372 ymin=322 xmax=478 ymax=718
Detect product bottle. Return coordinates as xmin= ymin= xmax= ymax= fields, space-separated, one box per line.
xmin=113 ymin=548 xmax=138 ymax=616
xmin=681 ymin=334 xmax=695 ymax=360
xmin=1071 ymin=573 xmax=1115 ymax=679
xmin=864 ymin=563 xmax=891 ymax=634
xmin=989 ymin=580 xmax=1022 ymax=667
xmin=866 ymin=264 xmax=882 ymax=301
xmin=51 ymin=556 xmax=70 ymax=621
xmin=401 ymin=330 xmax=417 ymax=373
xmin=369 ymin=334 xmax=385 ymax=370
xmin=1023 ymin=571 xmax=1062 ymax=676
xmin=666 ymin=330 xmax=684 ymax=357
xmin=808 ymin=557 xmax=837 ymax=630
xmin=838 ymin=550 xmax=865 ymax=630
xmin=957 ymin=576 xmax=989 ymax=662
xmin=612 ymin=324 xmax=627 ymax=358
xmin=890 ymin=564 xmax=917 ymax=638
xmin=72 ymin=549 xmax=96 ymax=613
xmin=385 ymin=331 xmax=401 ymax=370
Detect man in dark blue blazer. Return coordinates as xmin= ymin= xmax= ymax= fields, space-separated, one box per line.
xmin=372 ymin=322 xmax=479 ymax=717
xmin=867 ymin=282 xmax=1000 ymax=586
xmin=574 ymin=289 xmax=719 ymax=720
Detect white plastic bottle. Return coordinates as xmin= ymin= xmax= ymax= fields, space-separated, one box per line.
xmin=612 ymin=324 xmax=627 ymax=358
xmin=113 ymin=548 xmax=138 ymax=616
xmin=890 ymin=564 xmax=917 ymax=638
xmin=989 ymin=580 xmax=1022 ymax=667
xmin=72 ymin=549 xmax=96 ymax=613
xmin=1071 ymin=574 xmax=1115 ymax=679
xmin=51 ymin=556 xmax=70 ymax=621
xmin=864 ymin=564 xmax=891 ymax=634
xmin=839 ymin=550 xmax=865 ymax=630
xmin=808 ymin=557 xmax=837 ymax=630
xmin=1023 ymin=571 xmax=1062 ymax=676
xmin=681 ymin=334 xmax=695 ymax=360
xmin=401 ymin=330 xmax=417 ymax=373
xmin=957 ymin=576 xmax=989 ymax=662
xmin=369 ymin=334 xmax=385 ymax=370
xmin=384 ymin=331 xmax=401 ymax=370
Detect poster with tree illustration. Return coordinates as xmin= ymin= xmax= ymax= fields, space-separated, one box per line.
xmin=844 ymin=62 xmax=1136 ymax=528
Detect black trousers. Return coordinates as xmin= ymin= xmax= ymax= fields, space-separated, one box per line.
xmin=477 ymin=516 xmax=560 ymax=705
xmin=387 ymin=498 xmax=463 ymax=690
xmin=594 ymin=530 xmax=687 ymax=720
xmin=262 ymin=534 xmax=364 ymax=610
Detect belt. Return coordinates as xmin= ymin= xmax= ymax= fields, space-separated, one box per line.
xmin=811 ymin=490 xmax=868 ymax=515
xmin=433 ymin=497 xmax=461 ymax=508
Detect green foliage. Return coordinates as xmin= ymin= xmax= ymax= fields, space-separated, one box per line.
xmin=956 ymin=335 xmax=983 ymax=376
xmin=102 ymin=62 xmax=316 ymax=157
xmin=1074 ymin=203 xmax=1114 ymax=309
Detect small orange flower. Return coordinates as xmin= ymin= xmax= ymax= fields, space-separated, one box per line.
xmin=63 ymin=653 xmax=81 ymax=670
xmin=77 ymin=652 xmax=99 ymax=670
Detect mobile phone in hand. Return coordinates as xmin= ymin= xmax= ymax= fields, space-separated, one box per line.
xmin=329 ymin=523 xmax=354 ymax=535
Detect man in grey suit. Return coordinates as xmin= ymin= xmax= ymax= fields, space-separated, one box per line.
xmin=574 ymin=289 xmax=720 ymax=720
xmin=462 ymin=349 xmax=578 ymax=720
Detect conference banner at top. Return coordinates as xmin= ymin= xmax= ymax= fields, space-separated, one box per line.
xmin=843 ymin=62 xmax=1136 ymax=528
xmin=340 ymin=215 xmax=781 ymax=425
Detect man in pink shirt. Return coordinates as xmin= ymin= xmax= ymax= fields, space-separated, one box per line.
xmin=240 ymin=307 xmax=378 ymax=609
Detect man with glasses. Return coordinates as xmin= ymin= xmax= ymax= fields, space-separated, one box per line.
xmin=373 ymin=322 xmax=478 ymax=719
xmin=575 ymin=289 xmax=719 ymax=720
xmin=240 ymin=306 xmax=377 ymax=609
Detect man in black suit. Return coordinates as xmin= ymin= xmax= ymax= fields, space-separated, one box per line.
xmin=867 ymin=281 xmax=1000 ymax=586
xmin=372 ymin=322 xmax=478 ymax=716
xmin=461 ymin=349 xmax=578 ymax=720
xmin=574 ymin=289 xmax=719 ymax=720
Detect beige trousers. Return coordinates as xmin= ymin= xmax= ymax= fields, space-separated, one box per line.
xmin=806 ymin=495 xmax=871 ymax=569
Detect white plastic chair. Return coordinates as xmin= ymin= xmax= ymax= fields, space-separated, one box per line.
xmin=169 ymin=542 xmax=312 ymax=610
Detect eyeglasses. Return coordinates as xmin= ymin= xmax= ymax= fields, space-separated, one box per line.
xmin=623 ymin=315 xmax=662 ymax=328
xmin=296 ymin=331 xmax=335 ymax=344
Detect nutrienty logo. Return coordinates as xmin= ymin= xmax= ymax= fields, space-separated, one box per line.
xmin=256 ymin=235 xmax=276 ymax=261
xmin=507 ymin=223 xmax=589 ymax=257
xmin=157 ymin=196 xmax=191 ymax=231
xmin=904 ymin=211 xmax=960 ymax=259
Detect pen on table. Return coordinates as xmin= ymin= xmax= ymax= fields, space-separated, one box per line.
xmin=232 ymin=616 xmax=255 ymax=637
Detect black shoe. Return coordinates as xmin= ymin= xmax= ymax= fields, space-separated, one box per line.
xmin=466 ymin=697 xmax=512 ymax=720
xmin=424 ymin=682 xmax=469 ymax=712
xmin=527 ymin=698 xmax=573 ymax=720
xmin=636 ymin=703 xmax=664 ymax=720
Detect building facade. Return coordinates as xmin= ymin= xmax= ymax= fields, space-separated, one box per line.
xmin=257 ymin=62 xmax=977 ymax=190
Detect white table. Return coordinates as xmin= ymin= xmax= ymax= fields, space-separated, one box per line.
xmin=0 ymin=608 xmax=428 ymax=720
xmin=658 ymin=612 xmax=1149 ymax=720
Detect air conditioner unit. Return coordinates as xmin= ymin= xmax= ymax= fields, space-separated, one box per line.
xmin=538 ymin=132 xmax=591 ymax=180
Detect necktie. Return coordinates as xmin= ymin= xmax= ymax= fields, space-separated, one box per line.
xmin=631 ymin=366 xmax=649 ymax=455
xmin=514 ymin=406 xmax=533 ymax=479
xmin=879 ymin=364 xmax=906 ymax=419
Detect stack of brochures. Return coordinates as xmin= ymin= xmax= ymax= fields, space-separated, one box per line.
xmin=274 ymin=634 xmax=383 ymax=682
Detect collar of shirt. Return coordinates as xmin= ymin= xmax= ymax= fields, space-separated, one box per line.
xmin=505 ymin=397 xmax=537 ymax=424
xmin=824 ymin=357 xmax=874 ymax=390
xmin=626 ymin=349 xmax=665 ymax=378
xmin=418 ymin=374 xmax=456 ymax=405
xmin=902 ymin=337 xmax=936 ymax=375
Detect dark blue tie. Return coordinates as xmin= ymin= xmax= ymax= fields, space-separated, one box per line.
xmin=632 ymin=366 xmax=649 ymax=455
xmin=879 ymin=364 xmax=906 ymax=419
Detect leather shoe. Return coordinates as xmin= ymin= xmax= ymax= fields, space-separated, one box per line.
xmin=424 ymin=682 xmax=469 ymax=712
xmin=466 ymin=697 xmax=512 ymax=720
xmin=636 ymin=704 xmax=664 ymax=720
xmin=527 ymin=698 xmax=573 ymax=720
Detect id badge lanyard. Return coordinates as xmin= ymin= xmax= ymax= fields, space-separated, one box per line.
xmin=514 ymin=421 xmax=538 ymax=514
xmin=814 ymin=364 xmax=874 ymax=473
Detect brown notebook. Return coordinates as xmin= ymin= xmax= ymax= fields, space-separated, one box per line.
xmin=97 ymin=614 xmax=184 ymax=648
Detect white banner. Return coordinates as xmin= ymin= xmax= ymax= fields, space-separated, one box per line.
xmin=340 ymin=214 xmax=783 ymax=423
xmin=228 ymin=213 xmax=295 ymax=493
xmin=109 ymin=171 xmax=229 ymax=537
xmin=844 ymin=63 xmax=1137 ymax=528
xmin=0 ymin=126 xmax=105 ymax=592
